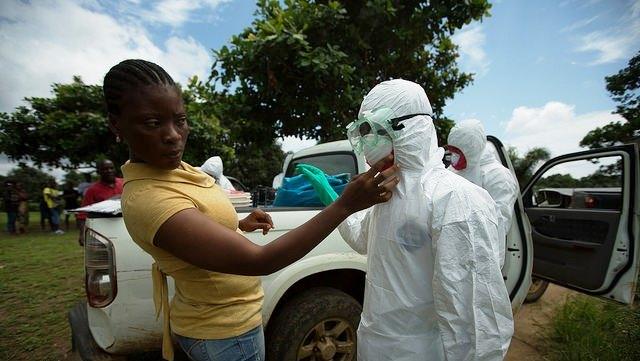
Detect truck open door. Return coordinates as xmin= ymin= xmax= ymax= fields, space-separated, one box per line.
xmin=522 ymin=144 xmax=639 ymax=304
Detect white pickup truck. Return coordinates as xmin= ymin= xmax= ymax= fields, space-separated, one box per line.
xmin=68 ymin=137 xmax=640 ymax=361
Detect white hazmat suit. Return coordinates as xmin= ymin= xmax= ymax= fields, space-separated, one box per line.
xmin=447 ymin=120 xmax=520 ymax=267
xmin=338 ymin=80 xmax=513 ymax=361
xmin=200 ymin=156 xmax=235 ymax=191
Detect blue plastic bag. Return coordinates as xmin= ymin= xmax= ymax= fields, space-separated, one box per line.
xmin=273 ymin=166 xmax=349 ymax=207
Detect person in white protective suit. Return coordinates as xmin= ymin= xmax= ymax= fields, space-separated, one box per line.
xmin=447 ymin=120 xmax=520 ymax=267
xmin=339 ymin=79 xmax=513 ymax=361
xmin=200 ymin=156 xmax=235 ymax=191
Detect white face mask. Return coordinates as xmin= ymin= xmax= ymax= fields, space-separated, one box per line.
xmin=363 ymin=139 xmax=393 ymax=165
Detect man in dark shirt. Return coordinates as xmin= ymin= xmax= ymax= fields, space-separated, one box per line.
xmin=63 ymin=182 xmax=80 ymax=230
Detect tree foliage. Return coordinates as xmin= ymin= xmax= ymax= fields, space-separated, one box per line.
xmin=0 ymin=77 xmax=126 ymax=168
xmin=1 ymin=1 xmax=491 ymax=188
xmin=212 ymin=0 xmax=491 ymax=144
xmin=0 ymin=77 xmax=245 ymax=179
xmin=580 ymin=51 xmax=640 ymax=149
xmin=508 ymin=146 xmax=551 ymax=189
xmin=63 ymin=170 xmax=90 ymax=187
xmin=184 ymin=78 xmax=285 ymax=187
xmin=536 ymin=171 xmax=620 ymax=189
xmin=5 ymin=165 xmax=56 ymax=202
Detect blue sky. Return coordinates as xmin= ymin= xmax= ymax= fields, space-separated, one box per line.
xmin=448 ymin=0 xmax=636 ymax=138
xmin=1 ymin=0 xmax=638 ymax=176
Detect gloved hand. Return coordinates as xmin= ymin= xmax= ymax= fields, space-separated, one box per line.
xmin=295 ymin=164 xmax=339 ymax=206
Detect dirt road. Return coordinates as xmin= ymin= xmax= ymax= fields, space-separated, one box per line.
xmin=505 ymin=284 xmax=575 ymax=361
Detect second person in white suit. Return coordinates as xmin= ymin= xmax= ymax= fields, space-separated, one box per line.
xmin=447 ymin=119 xmax=520 ymax=267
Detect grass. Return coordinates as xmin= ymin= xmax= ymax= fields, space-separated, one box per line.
xmin=546 ymin=294 xmax=640 ymax=361
xmin=0 ymin=212 xmax=84 ymax=360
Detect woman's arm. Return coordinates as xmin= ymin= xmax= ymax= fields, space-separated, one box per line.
xmin=154 ymin=156 xmax=399 ymax=276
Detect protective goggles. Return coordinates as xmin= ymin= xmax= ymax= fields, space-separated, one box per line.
xmin=345 ymin=107 xmax=431 ymax=153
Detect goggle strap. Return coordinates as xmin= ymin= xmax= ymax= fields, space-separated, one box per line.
xmin=390 ymin=113 xmax=432 ymax=131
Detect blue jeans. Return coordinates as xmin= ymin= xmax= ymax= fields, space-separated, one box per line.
xmin=176 ymin=326 xmax=265 ymax=361
xmin=49 ymin=208 xmax=60 ymax=230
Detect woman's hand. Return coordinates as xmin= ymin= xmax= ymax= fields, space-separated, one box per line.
xmin=335 ymin=154 xmax=399 ymax=214
xmin=239 ymin=209 xmax=274 ymax=235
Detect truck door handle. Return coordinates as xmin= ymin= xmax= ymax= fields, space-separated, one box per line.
xmin=541 ymin=215 xmax=556 ymax=223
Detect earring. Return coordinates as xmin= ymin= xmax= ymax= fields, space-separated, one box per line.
xmin=116 ymin=135 xmax=121 ymax=143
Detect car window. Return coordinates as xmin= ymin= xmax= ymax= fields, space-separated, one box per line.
xmin=286 ymin=153 xmax=357 ymax=178
xmin=531 ymin=155 xmax=622 ymax=210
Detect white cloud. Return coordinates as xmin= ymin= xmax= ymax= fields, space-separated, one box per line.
xmin=0 ymin=0 xmax=213 ymax=112
xmin=504 ymin=101 xmax=624 ymax=158
xmin=112 ymin=0 xmax=231 ymax=27
xmin=573 ymin=1 xmax=640 ymax=65
xmin=140 ymin=0 xmax=230 ymax=27
xmin=452 ymin=24 xmax=490 ymax=77
xmin=0 ymin=154 xmax=69 ymax=181
xmin=576 ymin=30 xmax=638 ymax=65
xmin=0 ymin=154 xmax=18 ymax=177
xmin=561 ymin=15 xmax=600 ymax=33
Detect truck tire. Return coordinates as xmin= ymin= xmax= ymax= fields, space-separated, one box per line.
xmin=266 ymin=287 xmax=361 ymax=361
xmin=68 ymin=302 xmax=126 ymax=361
xmin=525 ymin=277 xmax=550 ymax=303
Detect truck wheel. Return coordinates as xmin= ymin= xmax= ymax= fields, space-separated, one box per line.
xmin=266 ymin=287 xmax=361 ymax=361
xmin=68 ymin=302 xmax=126 ymax=361
xmin=525 ymin=277 xmax=550 ymax=303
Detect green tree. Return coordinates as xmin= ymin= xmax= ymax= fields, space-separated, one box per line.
xmin=63 ymin=170 xmax=88 ymax=186
xmin=212 ymin=0 xmax=491 ymax=145
xmin=580 ymin=51 xmax=640 ymax=149
xmin=184 ymin=78 xmax=284 ymax=187
xmin=579 ymin=169 xmax=621 ymax=188
xmin=536 ymin=173 xmax=581 ymax=189
xmin=535 ymin=170 xmax=621 ymax=190
xmin=508 ymin=146 xmax=551 ymax=189
xmin=5 ymin=165 xmax=56 ymax=203
xmin=0 ymin=77 xmax=236 ymax=176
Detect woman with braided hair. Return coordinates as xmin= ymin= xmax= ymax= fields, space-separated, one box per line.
xmin=104 ymin=59 xmax=399 ymax=361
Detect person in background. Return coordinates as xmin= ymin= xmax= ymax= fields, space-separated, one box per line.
xmin=15 ymin=182 xmax=29 ymax=234
xmin=38 ymin=184 xmax=51 ymax=231
xmin=3 ymin=180 xmax=19 ymax=235
xmin=77 ymin=172 xmax=93 ymax=196
xmin=200 ymin=156 xmax=235 ymax=191
xmin=77 ymin=159 xmax=123 ymax=245
xmin=63 ymin=182 xmax=80 ymax=230
xmin=43 ymin=180 xmax=64 ymax=234
xmin=447 ymin=119 xmax=519 ymax=268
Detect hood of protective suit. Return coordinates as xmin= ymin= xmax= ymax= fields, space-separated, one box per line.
xmin=200 ymin=156 xmax=235 ymax=190
xmin=480 ymin=141 xmax=501 ymax=165
xmin=447 ymin=119 xmax=486 ymax=185
xmin=359 ymin=79 xmax=442 ymax=173
xmin=201 ymin=156 xmax=224 ymax=178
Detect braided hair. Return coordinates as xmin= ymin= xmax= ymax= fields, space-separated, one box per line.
xmin=103 ymin=59 xmax=177 ymax=115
